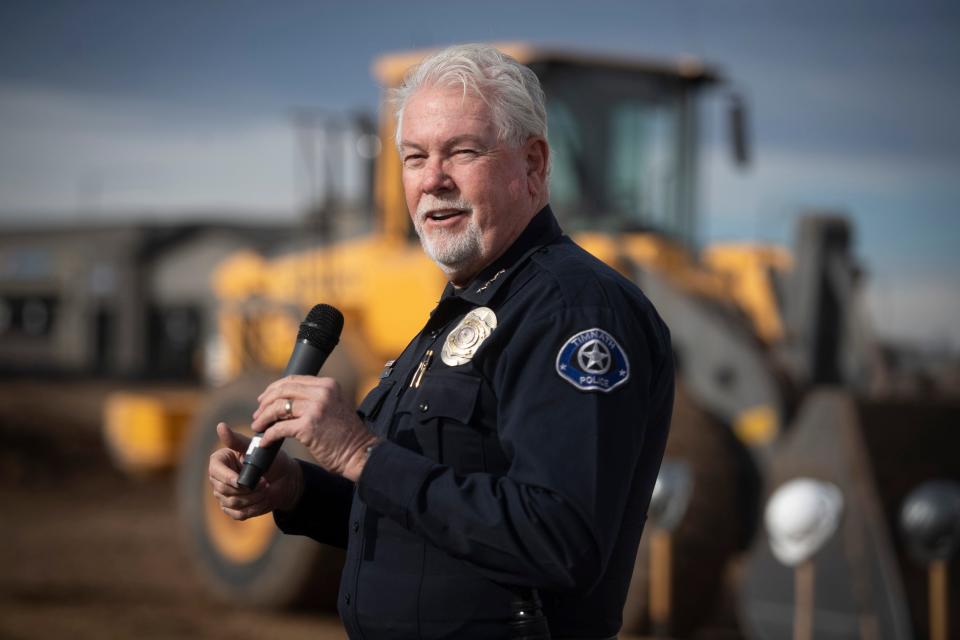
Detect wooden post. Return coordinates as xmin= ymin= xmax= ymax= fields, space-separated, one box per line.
xmin=929 ymin=559 xmax=948 ymax=640
xmin=649 ymin=530 xmax=672 ymax=637
xmin=794 ymin=560 xmax=814 ymax=640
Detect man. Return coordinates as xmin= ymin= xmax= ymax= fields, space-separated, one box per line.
xmin=209 ymin=43 xmax=674 ymax=639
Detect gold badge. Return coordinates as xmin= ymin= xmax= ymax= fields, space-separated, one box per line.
xmin=441 ymin=307 xmax=497 ymax=366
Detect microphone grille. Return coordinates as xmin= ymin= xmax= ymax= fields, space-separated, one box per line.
xmin=298 ymin=304 xmax=344 ymax=351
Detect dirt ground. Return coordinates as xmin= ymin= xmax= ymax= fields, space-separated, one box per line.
xmin=0 ymin=379 xmax=347 ymax=640
xmin=0 ymin=380 xmax=661 ymax=640
xmin=0 ymin=378 xmax=723 ymax=640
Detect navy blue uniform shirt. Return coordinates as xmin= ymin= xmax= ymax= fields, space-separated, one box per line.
xmin=276 ymin=206 xmax=674 ymax=639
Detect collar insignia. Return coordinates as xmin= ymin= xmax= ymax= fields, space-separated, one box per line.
xmin=476 ymin=269 xmax=506 ymax=294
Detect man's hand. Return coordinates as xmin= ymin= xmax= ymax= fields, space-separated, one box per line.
xmin=208 ymin=422 xmax=303 ymax=520
xmin=251 ymin=375 xmax=379 ymax=482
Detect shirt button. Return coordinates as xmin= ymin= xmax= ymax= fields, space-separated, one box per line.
xmin=352 ymin=520 xmax=359 ymax=533
xmin=429 ymin=330 xmax=438 ymax=339
xmin=419 ymin=402 xmax=429 ymax=412
xmin=344 ymin=593 xmax=351 ymax=605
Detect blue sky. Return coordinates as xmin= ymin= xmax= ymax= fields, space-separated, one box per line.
xmin=1 ymin=0 xmax=958 ymax=346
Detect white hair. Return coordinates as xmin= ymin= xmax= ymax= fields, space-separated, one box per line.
xmin=392 ymin=43 xmax=548 ymax=149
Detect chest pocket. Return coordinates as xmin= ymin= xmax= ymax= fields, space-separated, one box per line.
xmin=412 ymin=372 xmax=488 ymax=472
xmin=356 ymin=379 xmax=395 ymax=425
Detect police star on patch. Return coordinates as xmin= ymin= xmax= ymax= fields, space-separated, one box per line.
xmin=555 ymin=328 xmax=630 ymax=392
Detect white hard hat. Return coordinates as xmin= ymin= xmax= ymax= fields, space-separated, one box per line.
xmin=765 ymin=478 xmax=844 ymax=567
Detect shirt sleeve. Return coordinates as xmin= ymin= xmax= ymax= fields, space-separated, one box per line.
xmin=273 ymin=458 xmax=355 ymax=549
xmin=357 ymin=305 xmax=672 ymax=590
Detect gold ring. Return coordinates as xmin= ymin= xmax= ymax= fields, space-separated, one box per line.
xmin=283 ymin=398 xmax=293 ymax=419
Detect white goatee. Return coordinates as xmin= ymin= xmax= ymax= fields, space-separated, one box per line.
xmin=414 ymin=195 xmax=483 ymax=274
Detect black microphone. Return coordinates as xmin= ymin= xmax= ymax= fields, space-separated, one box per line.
xmin=237 ymin=304 xmax=344 ymax=489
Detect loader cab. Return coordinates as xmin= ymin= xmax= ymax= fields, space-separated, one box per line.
xmin=533 ymin=57 xmax=715 ymax=246
xmin=373 ymin=45 xmax=721 ymax=249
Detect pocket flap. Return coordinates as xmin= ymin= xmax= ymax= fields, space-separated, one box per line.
xmin=413 ymin=374 xmax=482 ymax=424
xmin=356 ymin=379 xmax=395 ymax=422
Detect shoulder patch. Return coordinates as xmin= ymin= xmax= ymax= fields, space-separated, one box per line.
xmin=555 ymin=327 xmax=630 ymax=392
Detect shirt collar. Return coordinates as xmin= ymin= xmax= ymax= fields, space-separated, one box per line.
xmin=440 ymin=205 xmax=562 ymax=307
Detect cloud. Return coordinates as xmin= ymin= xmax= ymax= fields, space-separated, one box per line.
xmin=0 ymin=85 xmax=368 ymax=219
xmin=698 ymin=142 xmax=960 ymax=349
xmin=2 ymin=83 xmax=956 ymax=350
xmin=701 ymin=143 xmax=960 ymax=224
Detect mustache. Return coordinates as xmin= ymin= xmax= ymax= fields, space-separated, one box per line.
xmin=416 ymin=195 xmax=473 ymax=219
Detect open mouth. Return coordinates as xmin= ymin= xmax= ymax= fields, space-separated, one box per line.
xmin=426 ymin=209 xmax=468 ymax=222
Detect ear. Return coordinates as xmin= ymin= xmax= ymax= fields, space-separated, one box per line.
xmin=523 ymin=136 xmax=549 ymax=198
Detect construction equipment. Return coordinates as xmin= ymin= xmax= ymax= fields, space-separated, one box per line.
xmin=103 ymin=44 xmax=958 ymax=637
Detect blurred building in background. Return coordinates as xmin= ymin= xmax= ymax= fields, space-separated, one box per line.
xmin=0 ymin=220 xmax=293 ymax=379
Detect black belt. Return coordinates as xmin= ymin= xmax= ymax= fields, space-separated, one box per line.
xmin=508 ymin=589 xmax=618 ymax=640
xmin=509 ymin=590 xmax=550 ymax=639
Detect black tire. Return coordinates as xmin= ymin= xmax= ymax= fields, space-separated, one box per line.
xmin=176 ymin=371 xmax=345 ymax=609
xmin=621 ymin=383 xmax=760 ymax=636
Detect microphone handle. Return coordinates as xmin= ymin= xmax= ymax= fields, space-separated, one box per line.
xmin=237 ymin=340 xmax=331 ymax=489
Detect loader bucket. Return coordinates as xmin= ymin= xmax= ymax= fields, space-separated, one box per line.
xmin=741 ymin=389 xmax=960 ymax=639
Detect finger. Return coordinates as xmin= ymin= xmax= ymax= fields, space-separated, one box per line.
xmin=209 ymin=445 xmax=265 ymax=490
xmin=256 ymin=418 xmax=301 ymax=449
xmin=255 ymin=377 xmax=308 ymax=409
xmin=252 ymin=381 xmax=336 ymax=432
xmin=252 ymin=380 xmax=313 ymax=421
xmin=220 ymin=505 xmax=259 ymax=521
xmin=216 ymin=487 xmax=276 ymax=520
xmin=216 ymin=422 xmax=250 ymax=454
xmin=214 ymin=488 xmax=272 ymax=512
xmin=209 ymin=462 xmax=241 ymax=491
xmin=212 ymin=459 xmax=275 ymax=492
xmin=254 ymin=377 xmax=338 ymax=418
xmin=256 ymin=375 xmax=332 ymax=403
xmin=209 ymin=448 xmax=242 ymax=483
xmin=208 ymin=468 xmax=270 ymax=496
xmin=251 ymin=396 xmax=298 ymax=433
xmin=210 ymin=476 xmax=250 ymax=497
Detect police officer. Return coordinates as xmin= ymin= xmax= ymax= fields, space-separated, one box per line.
xmin=209 ymin=43 xmax=674 ymax=639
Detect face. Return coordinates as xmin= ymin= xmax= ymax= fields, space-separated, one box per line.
xmin=399 ymin=84 xmax=546 ymax=286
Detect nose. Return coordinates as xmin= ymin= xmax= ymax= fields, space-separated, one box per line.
xmin=420 ymin=157 xmax=454 ymax=194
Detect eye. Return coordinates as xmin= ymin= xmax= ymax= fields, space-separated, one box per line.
xmin=452 ymin=148 xmax=478 ymax=160
xmin=402 ymin=153 xmax=426 ymax=168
